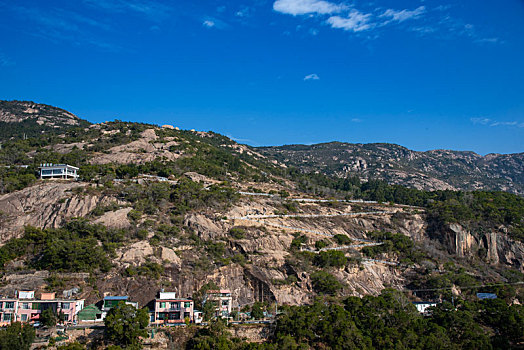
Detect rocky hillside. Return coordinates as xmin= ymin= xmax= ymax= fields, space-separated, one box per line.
xmin=258 ymin=142 xmax=524 ymax=194
xmin=0 ymin=101 xmax=522 ymax=349
xmin=0 ymin=100 xmax=90 ymax=140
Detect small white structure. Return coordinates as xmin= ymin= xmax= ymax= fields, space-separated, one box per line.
xmin=17 ymin=291 xmax=35 ymax=299
xmin=193 ymin=310 xmax=203 ymax=324
xmin=413 ymin=302 xmax=437 ymax=315
xmin=39 ymin=163 xmax=79 ymax=180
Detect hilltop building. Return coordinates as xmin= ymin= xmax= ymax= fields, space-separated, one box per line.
xmin=39 ymin=163 xmax=79 ymax=180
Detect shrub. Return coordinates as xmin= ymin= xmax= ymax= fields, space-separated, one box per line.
xmin=311 ymin=271 xmax=343 ymax=295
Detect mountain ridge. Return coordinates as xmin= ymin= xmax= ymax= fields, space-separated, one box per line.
xmin=258 ymin=141 xmax=524 ymax=194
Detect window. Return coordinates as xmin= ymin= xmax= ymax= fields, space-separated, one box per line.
xmin=169 ymin=313 xmax=177 ymax=320
xmin=0 ymin=302 xmax=3 ymax=308
xmin=170 ymin=302 xmax=179 ymax=309
xmin=61 ymin=303 xmax=70 ymax=309
xmin=159 ymin=302 xmax=166 ymax=308
xmin=21 ymin=314 xmax=27 ymax=322
xmin=3 ymin=314 xmax=11 ymax=322
xmin=222 ymin=300 xmax=229 ymax=306
xmin=184 ymin=312 xmax=190 ymax=319
xmin=184 ymin=302 xmax=191 ymax=308
xmin=5 ymin=302 xmax=14 ymax=309
xmin=22 ymin=303 xmax=29 ymax=309
xmin=63 ymin=314 xmax=69 ymax=321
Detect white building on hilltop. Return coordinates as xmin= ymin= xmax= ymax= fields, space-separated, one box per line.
xmin=39 ymin=164 xmax=79 ymax=180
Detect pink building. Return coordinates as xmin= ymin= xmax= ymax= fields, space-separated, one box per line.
xmin=152 ymin=292 xmax=194 ymax=325
xmin=204 ymin=289 xmax=232 ymax=318
xmin=0 ymin=298 xmax=18 ymax=326
xmin=16 ymin=291 xmax=84 ymax=324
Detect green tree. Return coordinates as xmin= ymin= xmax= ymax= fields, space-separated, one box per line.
xmin=41 ymin=308 xmax=57 ymax=327
xmin=310 ymin=271 xmax=343 ymax=295
xmin=104 ymin=302 xmax=149 ymax=348
xmin=251 ymin=302 xmax=264 ymax=320
xmin=0 ymin=322 xmax=35 ymax=350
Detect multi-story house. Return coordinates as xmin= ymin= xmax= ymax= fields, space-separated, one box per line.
xmin=0 ymin=297 xmax=18 ymax=326
xmin=204 ymin=289 xmax=233 ymax=318
xmin=101 ymin=296 xmax=139 ymax=319
xmin=151 ymin=292 xmax=194 ymax=325
xmin=16 ymin=291 xmax=84 ymax=324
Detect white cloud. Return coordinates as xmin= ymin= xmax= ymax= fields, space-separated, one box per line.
xmin=309 ymin=28 xmax=319 ymax=35
xmin=327 ymin=10 xmax=372 ymax=32
xmin=304 ymin=73 xmax=320 ymax=80
xmin=475 ymin=37 xmax=500 ymax=44
xmin=236 ymin=7 xmax=250 ymax=17
xmin=203 ymin=20 xmax=215 ymax=28
xmin=380 ymin=6 xmax=425 ymax=24
xmin=471 ymin=117 xmax=524 ymax=128
xmin=273 ymin=0 xmax=346 ymax=16
xmin=351 ymin=118 xmax=362 ymax=123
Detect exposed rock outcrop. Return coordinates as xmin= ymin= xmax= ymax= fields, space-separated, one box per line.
xmin=0 ymin=182 xmax=107 ymax=242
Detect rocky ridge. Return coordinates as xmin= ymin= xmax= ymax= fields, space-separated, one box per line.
xmin=258 ymin=142 xmax=524 ymax=194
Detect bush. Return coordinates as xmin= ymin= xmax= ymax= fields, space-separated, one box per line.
xmin=229 ymin=227 xmax=246 ymax=239
xmin=334 ymin=234 xmax=352 ymax=245
xmin=315 ymin=240 xmax=329 ymax=250
xmin=314 ymin=250 xmax=347 ymax=268
xmin=311 ymin=271 xmax=343 ymax=295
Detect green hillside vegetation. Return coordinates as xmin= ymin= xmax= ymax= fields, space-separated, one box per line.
xmin=184 ymin=290 xmax=524 ymax=350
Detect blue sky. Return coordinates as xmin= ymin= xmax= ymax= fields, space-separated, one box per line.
xmin=0 ymin=0 xmax=523 ymax=154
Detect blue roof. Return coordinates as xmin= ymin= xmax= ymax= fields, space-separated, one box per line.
xmin=477 ymin=293 xmax=497 ymax=300
xmin=104 ymin=296 xmax=129 ymax=300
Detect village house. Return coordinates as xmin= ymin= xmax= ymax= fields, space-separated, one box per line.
xmin=39 ymin=163 xmax=79 ymax=180
xmin=16 ymin=291 xmax=84 ymax=324
xmin=101 ymin=295 xmax=138 ymax=320
xmin=204 ymin=290 xmax=233 ymax=318
xmin=0 ymin=291 xmax=84 ymax=325
xmin=151 ymin=292 xmax=194 ymax=325
xmin=0 ymin=297 xmax=18 ymax=326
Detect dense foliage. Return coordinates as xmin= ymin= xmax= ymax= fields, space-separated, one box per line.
xmin=0 ymin=322 xmax=35 ymax=350
xmin=362 ymin=231 xmax=425 ymax=263
xmin=185 ymin=290 xmax=524 ymax=350
xmin=104 ymin=302 xmax=149 ymax=349
xmin=0 ymin=219 xmax=119 ymax=272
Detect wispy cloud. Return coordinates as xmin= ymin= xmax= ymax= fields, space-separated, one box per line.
xmin=4 ymin=4 xmax=121 ymax=51
xmin=471 ymin=117 xmax=524 ymax=128
xmin=202 ymin=17 xmax=229 ymax=29
xmin=82 ymin=0 xmax=172 ymax=21
xmin=379 ymin=6 xmax=425 ymax=24
xmin=327 ymin=10 xmax=372 ymax=32
xmin=0 ymin=53 xmax=14 ymax=67
xmin=272 ymin=1 xmax=500 ymax=44
xmin=273 ymin=0 xmax=346 ymax=16
xmin=304 ymin=73 xmax=320 ymax=80
xmin=351 ymin=118 xmax=362 ymax=123
xmin=235 ymin=7 xmax=251 ymax=18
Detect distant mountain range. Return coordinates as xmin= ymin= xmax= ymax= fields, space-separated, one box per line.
xmin=258 ymin=142 xmax=524 ymax=194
